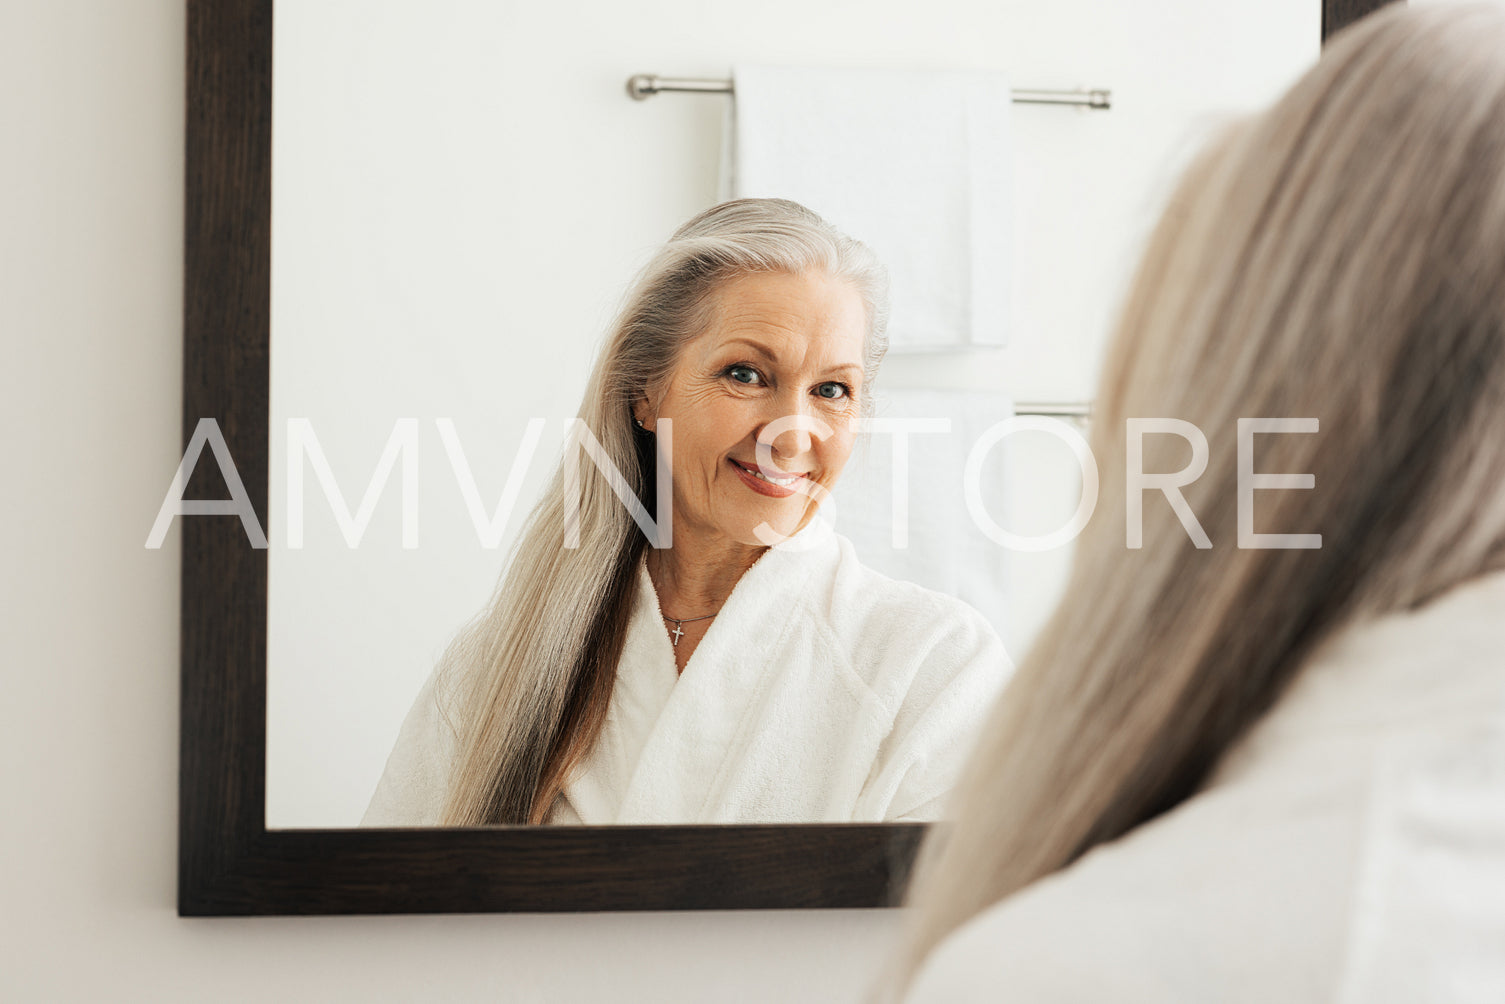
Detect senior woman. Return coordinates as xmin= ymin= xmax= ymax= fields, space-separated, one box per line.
xmin=894 ymin=6 xmax=1505 ymax=1001
xmin=363 ymin=198 xmax=1009 ymax=827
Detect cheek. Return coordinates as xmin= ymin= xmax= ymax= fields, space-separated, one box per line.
xmin=819 ymin=431 xmax=856 ymax=477
xmin=678 ymin=402 xmax=744 ymax=474
xmin=696 ymin=398 xmax=755 ymax=444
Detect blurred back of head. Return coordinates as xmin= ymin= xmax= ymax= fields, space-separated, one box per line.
xmin=898 ymin=2 xmax=1505 ymax=986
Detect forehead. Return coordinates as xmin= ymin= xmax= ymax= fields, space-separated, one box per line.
xmin=694 ymin=270 xmax=868 ymax=365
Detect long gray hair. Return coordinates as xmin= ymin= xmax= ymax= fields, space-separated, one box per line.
xmin=898 ymin=2 xmax=1505 ymax=987
xmin=438 ymin=197 xmax=888 ymax=825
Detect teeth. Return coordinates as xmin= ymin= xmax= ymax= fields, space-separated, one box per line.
xmin=740 ymin=462 xmax=799 ymax=486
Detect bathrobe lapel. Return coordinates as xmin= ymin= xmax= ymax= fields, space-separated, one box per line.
xmin=556 ymin=561 xmax=678 ymax=824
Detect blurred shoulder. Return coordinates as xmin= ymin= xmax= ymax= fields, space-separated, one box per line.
xmin=905 ymin=760 xmax=1370 ymax=1003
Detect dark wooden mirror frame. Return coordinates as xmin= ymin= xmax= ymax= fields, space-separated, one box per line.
xmin=179 ymin=0 xmax=1399 ymax=916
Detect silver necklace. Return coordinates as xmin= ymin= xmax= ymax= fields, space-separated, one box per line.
xmin=661 ymin=611 xmax=718 ymax=647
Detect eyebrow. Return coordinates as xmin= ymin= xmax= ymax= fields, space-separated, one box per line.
xmin=718 ymin=337 xmax=780 ymax=362
xmin=717 ymin=338 xmax=864 ymax=377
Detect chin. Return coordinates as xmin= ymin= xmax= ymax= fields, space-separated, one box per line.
xmin=746 ymin=510 xmax=817 ymax=546
xmin=710 ymin=487 xmax=823 ymax=547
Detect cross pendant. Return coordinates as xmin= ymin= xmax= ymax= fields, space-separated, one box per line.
xmin=670 ymin=622 xmax=685 ymax=646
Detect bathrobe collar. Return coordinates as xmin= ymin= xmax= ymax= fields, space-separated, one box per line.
xmin=564 ymin=523 xmax=836 ymax=822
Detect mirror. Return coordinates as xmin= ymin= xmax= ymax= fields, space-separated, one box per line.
xmin=263 ymin=0 xmax=1320 ymax=829
xmin=181 ymin=0 xmax=1380 ymax=915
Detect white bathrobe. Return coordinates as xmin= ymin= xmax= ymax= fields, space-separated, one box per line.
xmin=362 ymin=529 xmax=1011 ymax=826
xmin=905 ymin=569 xmax=1505 ymax=1003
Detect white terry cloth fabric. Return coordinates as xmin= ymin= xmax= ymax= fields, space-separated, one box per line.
xmin=904 ymin=569 xmax=1505 ymax=1003
xmin=829 ymin=389 xmax=1013 ymax=643
xmin=361 ymin=526 xmax=1011 ymax=826
xmin=723 ymin=65 xmax=1011 ymax=353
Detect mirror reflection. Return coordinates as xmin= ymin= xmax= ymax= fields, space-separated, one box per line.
xmin=266 ymin=0 xmax=1317 ymax=827
xmin=366 ymin=202 xmax=1012 ymax=826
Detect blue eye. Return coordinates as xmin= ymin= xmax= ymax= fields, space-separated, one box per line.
xmin=727 ymin=365 xmax=762 ymax=386
xmin=815 ymin=382 xmax=851 ymax=401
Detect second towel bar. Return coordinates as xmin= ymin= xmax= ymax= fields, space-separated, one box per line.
xmin=1014 ymin=402 xmax=1093 ymax=419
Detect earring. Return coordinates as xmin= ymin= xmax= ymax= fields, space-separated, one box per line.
xmin=634 ymin=417 xmax=646 ymax=429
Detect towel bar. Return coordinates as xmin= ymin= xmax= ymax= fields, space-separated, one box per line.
xmin=1015 ymin=402 xmax=1093 ymax=419
xmin=626 ymin=74 xmax=1111 ymax=109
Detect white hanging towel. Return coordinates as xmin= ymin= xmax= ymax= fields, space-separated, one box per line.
xmin=829 ymin=389 xmax=1014 ymax=642
xmin=723 ymin=65 xmax=1012 ymax=352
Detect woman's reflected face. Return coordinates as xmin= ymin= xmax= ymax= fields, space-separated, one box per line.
xmin=639 ymin=269 xmax=869 ymax=551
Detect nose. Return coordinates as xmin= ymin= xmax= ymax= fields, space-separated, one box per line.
xmin=765 ymin=422 xmax=813 ymax=460
xmin=756 ymin=392 xmax=821 ymax=465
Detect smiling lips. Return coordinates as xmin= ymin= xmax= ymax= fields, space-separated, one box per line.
xmin=728 ymin=458 xmax=807 ymax=498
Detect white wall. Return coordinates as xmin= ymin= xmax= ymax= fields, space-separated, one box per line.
xmin=0 ymin=2 xmax=900 ymax=1001
xmin=266 ymin=0 xmax=1318 ymax=828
